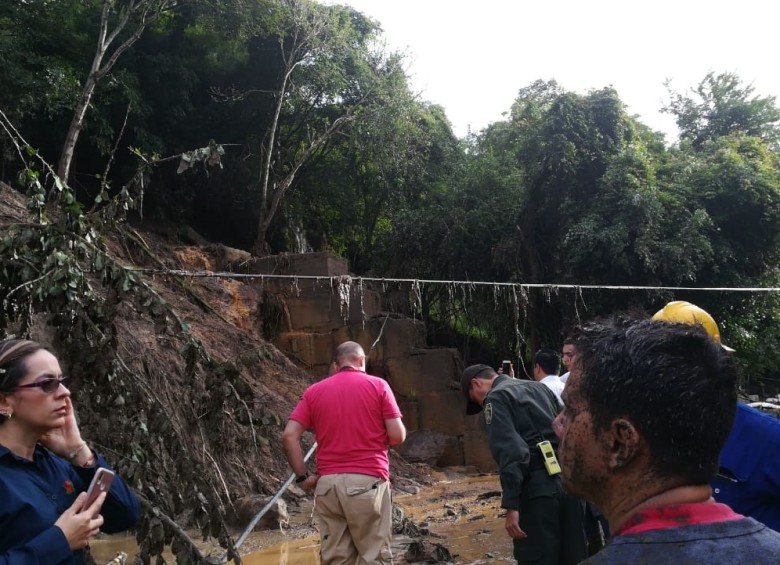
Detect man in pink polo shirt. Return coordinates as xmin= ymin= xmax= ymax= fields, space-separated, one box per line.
xmin=282 ymin=341 xmax=406 ymax=564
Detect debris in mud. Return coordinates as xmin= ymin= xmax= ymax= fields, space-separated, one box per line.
xmin=404 ymin=540 xmax=454 ymax=563
xmin=395 ymin=475 xmax=426 ymax=495
xmin=476 ymin=490 xmax=502 ymax=501
xmin=393 ymin=504 xmax=425 ymax=537
xmin=105 ymin=552 xmax=127 ymax=565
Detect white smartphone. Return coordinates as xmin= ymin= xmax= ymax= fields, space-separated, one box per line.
xmin=84 ymin=468 xmax=115 ymax=509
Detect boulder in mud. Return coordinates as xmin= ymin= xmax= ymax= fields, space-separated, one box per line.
xmin=396 ymin=430 xmax=447 ymax=466
xmin=231 ymin=495 xmax=289 ymax=530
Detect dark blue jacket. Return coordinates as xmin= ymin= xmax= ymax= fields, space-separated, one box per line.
xmin=0 ymin=444 xmax=140 ymax=564
xmin=712 ymin=402 xmax=780 ymax=531
xmin=585 ymin=516 xmax=780 ymax=564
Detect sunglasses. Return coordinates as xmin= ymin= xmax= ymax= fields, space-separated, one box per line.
xmin=13 ymin=376 xmax=69 ymax=394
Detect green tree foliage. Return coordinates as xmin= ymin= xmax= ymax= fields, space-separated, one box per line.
xmin=4 ymin=0 xmax=780 ymax=410
xmin=377 ymin=73 xmax=780 ymax=375
xmin=0 ymin=1 xmax=89 ymax=122
xmin=563 ymin=144 xmax=714 ymax=285
xmin=297 ymin=96 xmax=462 ymax=273
xmin=486 ymin=86 xmax=639 ymax=347
xmin=667 ymin=136 xmax=780 ymax=284
xmin=662 ymin=73 xmax=780 ymax=289
xmin=57 ymin=0 xmax=180 ymax=183
xmin=664 ymin=71 xmax=780 ymax=150
xmin=0 ymin=1 xmax=95 ymax=172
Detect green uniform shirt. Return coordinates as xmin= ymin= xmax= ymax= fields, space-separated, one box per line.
xmin=483 ymin=375 xmax=562 ymax=510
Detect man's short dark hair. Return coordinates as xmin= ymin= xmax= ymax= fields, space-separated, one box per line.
xmin=576 ymin=318 xmax=737 ymax=484
xmin=534 ymin=348 xmax=561 ymax=375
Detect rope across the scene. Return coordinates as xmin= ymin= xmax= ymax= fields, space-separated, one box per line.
xmin=128 ymin=268 xmax=780 ymax=293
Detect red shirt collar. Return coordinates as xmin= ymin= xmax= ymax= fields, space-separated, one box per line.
xmin=616 ymin=502 xmax=743 ymax=536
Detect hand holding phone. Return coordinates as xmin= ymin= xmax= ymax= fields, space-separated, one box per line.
xmin=83 ymin=468 xmax=115 ymax=511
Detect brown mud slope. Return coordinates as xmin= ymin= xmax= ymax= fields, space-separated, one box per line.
xmin=0 ymin=182 xmax=430 ymax=560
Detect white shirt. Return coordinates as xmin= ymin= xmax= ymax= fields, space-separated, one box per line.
xmin=560 ymin=371 xmax=570 ymax=384
xmin=540 ymin=374 xmax=565 ymax=407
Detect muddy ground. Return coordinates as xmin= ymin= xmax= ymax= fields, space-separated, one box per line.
xmin=91 ymin=467 xmax=515 ymax=564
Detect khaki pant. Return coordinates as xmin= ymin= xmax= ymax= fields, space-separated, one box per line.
xmin=314 ymin=473 xmax=393 ymax=565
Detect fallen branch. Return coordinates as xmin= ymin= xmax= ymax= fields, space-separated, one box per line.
xmin=135 ymin=492 xmax=208 ymax=563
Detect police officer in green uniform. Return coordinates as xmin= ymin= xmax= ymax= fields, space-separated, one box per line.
xmin=462 ymin=364 xmax=586 ymax=565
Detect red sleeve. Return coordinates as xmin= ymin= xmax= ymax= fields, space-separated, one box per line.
xmin=289 ymin=393 xmax=312 ymax=428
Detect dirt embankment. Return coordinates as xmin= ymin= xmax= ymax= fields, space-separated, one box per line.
xmin=0 ymin=181 xmax=434 ymax=556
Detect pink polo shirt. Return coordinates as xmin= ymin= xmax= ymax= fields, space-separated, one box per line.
xmin=289 ymin=368 xmax=402 ymax=480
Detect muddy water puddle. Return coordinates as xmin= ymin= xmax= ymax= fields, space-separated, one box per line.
xmin=91 ymin=473 xmax=515 ymax=564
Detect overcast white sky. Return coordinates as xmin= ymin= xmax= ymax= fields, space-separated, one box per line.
xmin=323 ymin=0 xmax=778 ymax=141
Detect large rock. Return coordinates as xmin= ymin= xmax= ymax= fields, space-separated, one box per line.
xmin=231 ymin=495 xmax=289 ymax=531
xmin=397 ymin=400 xmax=419 ymax=432
xmin=396 ymin=430 xmax=447 ymax=465
xmin=437 ymin=435 xmax=464 ymax=468
xmin=363 ymin=316 xmax=427 ymax=361
xmin=256 ymin=251 xmax=475 ymax=467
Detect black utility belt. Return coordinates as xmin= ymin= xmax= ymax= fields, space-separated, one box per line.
xmin=528 ymin=451 xmax=548 ymax=472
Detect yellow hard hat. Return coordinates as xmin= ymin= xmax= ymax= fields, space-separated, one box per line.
xmin=651 ymin=301 xmax=735 ymax=352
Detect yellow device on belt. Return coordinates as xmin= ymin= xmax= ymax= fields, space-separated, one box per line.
xmin=537 ymin=440 xmax=561 ymax=476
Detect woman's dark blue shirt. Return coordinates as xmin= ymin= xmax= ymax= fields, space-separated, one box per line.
xmin=0 ymin=444 xmax=140 ymax=564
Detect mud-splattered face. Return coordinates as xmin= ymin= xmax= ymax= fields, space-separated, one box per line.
xmin=553 ymin=368 xmax=609 ymax=501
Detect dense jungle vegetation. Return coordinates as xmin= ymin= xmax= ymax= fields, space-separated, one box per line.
xmin=4 ymin=0 xmax=780 ymax=562
xmin=4 ymin=0 xmax=780 ymax=380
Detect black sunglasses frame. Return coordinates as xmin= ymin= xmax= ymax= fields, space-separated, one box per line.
xmin=13 ymin=376 xmax=69 ymax=394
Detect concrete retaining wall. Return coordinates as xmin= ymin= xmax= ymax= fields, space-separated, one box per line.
xmin=252 ymin=252 xmax=496 ymax=471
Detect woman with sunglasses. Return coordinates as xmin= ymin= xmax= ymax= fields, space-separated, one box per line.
xmin=0 ymin=339 xmax=140 ymax=564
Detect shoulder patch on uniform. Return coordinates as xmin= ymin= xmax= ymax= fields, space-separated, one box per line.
xmin=484 ymin=402 xmax=493 ymax=425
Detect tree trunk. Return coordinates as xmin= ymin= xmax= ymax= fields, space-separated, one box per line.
xmin=252 ymin=115 xmax=354 ymax=255
xmin=57 ymin=74 xmax=99 ymax=183
xmin=56 ymin=0 xmax=169 ymax=184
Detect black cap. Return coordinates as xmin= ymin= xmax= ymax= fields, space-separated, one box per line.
xmin=461 ymin=364 xmax=495 ymax=415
